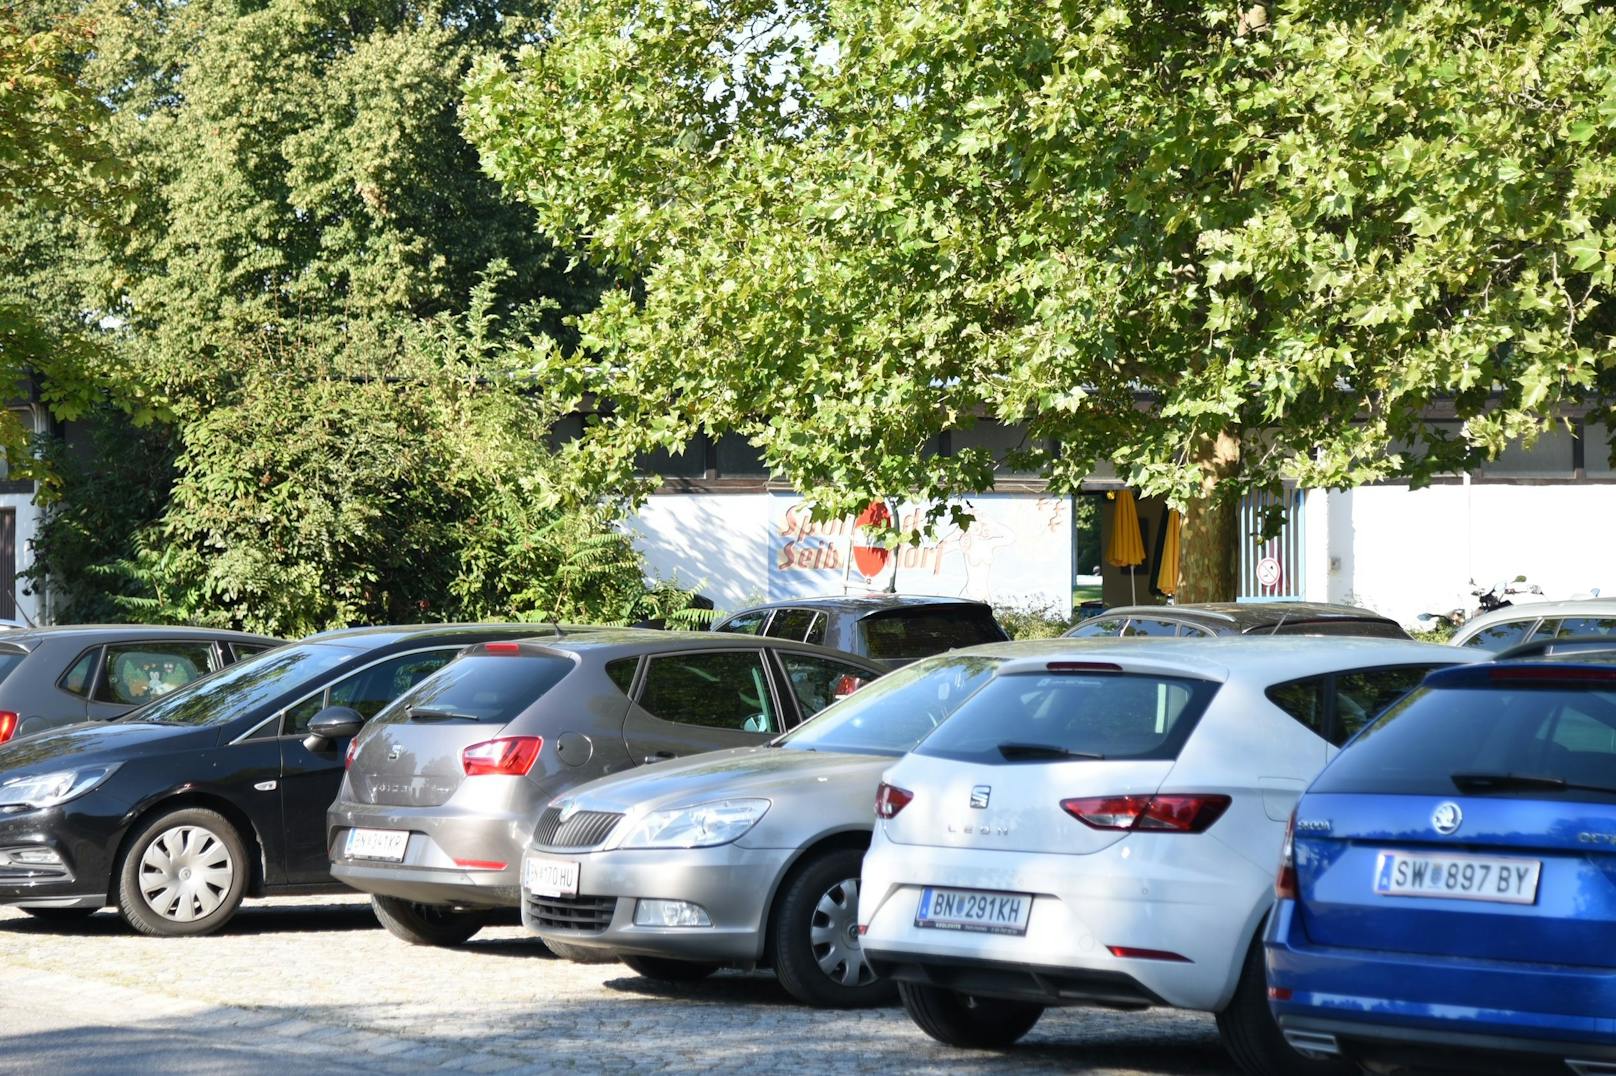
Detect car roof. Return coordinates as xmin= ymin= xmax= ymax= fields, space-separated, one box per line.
xmin=297 ymin=622 xmax=591 ymax=651
xmin=0 ymin=624 xmax=283 ymax=649
xmin=1455 ymin=598 xmax=1616 ymax=636
xmin=947 ymin=635 xmax=1477 ymax=683
xmin=721 ymin=594 xmax=993 ymax=617
xmin=1085 ymin=602 xmax=1398 ymax=629
xmin=504 ymin=629 xmax=888 ymax=670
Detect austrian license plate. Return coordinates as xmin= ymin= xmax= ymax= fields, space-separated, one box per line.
xmin=915 ymin=886 xmax=1033 ymax=935
xmin=524 ymin=857 xmax=579 ymax=898
xmin=344 ymin=827 xmax=408 ymax=862
xmin=1373 ymin=850 xmax=1541 ymax=905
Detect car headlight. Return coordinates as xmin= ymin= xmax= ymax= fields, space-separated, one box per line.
xmin=0 ymin=765 xmax=121 ymax=810
xmin=616 ymin=798 xmax=770 ymax=849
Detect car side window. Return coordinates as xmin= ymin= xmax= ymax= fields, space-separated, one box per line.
xmin=230 ymin=643 xmax=274 ymax=661
xmin=637 ymin=650 xmax=780 ymax=734
xmin=605 ymin=657 xmax=639 ymax=695
xmin=1550 ymin=616 xmax=1616 ymax=638
xmin=765 ymin=608 xmax=816 ymax=641
xmin=1265 ymin=676 xmax=1329 ymax=739
xmin=1462 ymin=620 xmax=1534 ymax=649
xmin=1069 ymin=617 xmax=1126 ymax=637
xmin=717 ymin=610 xmax=770 ymax=635
xmin=1331 ymin=666 xmax=1437 ymax=745
xmin=60 ymin=648 xmax=99 ymax=697
xmin=281 ymin=649 xmax=457 ymax=735
xmin=94 ymin=642 xmax=220 ymax=705
xmin=802 ymin=612 xmax=827 ymax=646
xmin=1120 ymin=617 xmax=1180 ymax=637
xmin=776 ymin=652 xmax=873 ymax=719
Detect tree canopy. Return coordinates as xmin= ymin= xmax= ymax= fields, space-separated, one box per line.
xmin=466 ymin=0 xmax=1616 ymax=596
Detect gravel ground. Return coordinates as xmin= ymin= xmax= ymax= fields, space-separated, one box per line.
xmin=0 ymin=896 xmax=1237 ymax=1075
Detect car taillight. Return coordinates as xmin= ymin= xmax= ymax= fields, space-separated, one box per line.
xmin=875 ymin=782 xmax=913 ymax=819
xmin=1061 ymin=793 xmax=1231 ymax=833
xmin=344 ymin=737 xmax=359 ymax=771
xmin=1275 ymin=810 xmax=1298 ymax=900
xmin=461 ymin=736 xmax=543 ymax=776
xmin=0 ymin=711 xmax=17 ymax=744
xmin=831 ymin=674 xmax=866 ymax=699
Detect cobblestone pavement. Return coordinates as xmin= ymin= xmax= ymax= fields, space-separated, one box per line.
xmin=0 ymin=896 xmax=1236 ymax=1075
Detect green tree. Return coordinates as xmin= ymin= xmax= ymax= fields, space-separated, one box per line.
xmin=466 ymin=0 xmax=1616 ymax=599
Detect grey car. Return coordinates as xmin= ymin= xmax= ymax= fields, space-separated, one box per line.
xmin=1449 ymin=598 xmax=1616 ymax=651
xmin=1066 ymin=601 xmax=1407 ymax=640
xmin=714 ymin=595 xmax=1008 ymax=667
xmin=0 ymin=625 xmax=281 ymax=742
xmin=518 ymin=649 xmax=1006 ymax=1007
xmin=327 ymin=629 xmax=884 ymax=947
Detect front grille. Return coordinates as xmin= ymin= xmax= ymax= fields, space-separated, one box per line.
xmin=527 ymin=894 xmax=616 ymax=933
xmin=532 ymin=807 xmax=623 ymax=849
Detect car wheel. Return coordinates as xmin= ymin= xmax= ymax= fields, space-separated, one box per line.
xmin=620 ymin=954 xmax=721 ymax=981
xmin=1216 ymin=940 xmax=1355 ymax=1076
xmin=898 ymin=981 xmax=1044 ymax=1048
xmin=371 ymin=894 xmax=486 ymax=947
xmin=116 ymin=807 xmax=248 ymax=937
xmin=770 ymin=847 xmax=895 ymax=1008
xmin=20 ymin=907 xmax=97 ymax=922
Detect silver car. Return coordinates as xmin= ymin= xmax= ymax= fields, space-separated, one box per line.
xmin=328 ymin=629 xmax=883 ymax=947
xmin=518 ymin=650 xmax=1005 ymax=1007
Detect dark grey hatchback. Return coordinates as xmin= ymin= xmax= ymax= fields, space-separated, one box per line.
xmin=714 ymin=595 xmax=1008 ymax=667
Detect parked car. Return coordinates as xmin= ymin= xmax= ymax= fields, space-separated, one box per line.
xmin=1450 ymin=597 xmax=1616 ymax=651
xmin=1066 ymin=601 xmax=1407 ymax=640
xmin=519 ymin=649 xmax=1004 ymax=1006
xmin=857 ymin=636 xmax=1481 ymax=1073
xmin=0 ymin=623 xmax=554 ymax=937
xmin=328 ymin=630 xmax=885 ymax=947
xmin=1266 ymin=656 xmax=1616 ymax=1076
xmin=713 ymin=595 xmax=1008 ymax=667
xmin=0 ymin=625 xmax=280 ymax=743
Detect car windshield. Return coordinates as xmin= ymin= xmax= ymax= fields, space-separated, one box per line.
xmin=119 ymin=642 xmax=351 ymax=728
xmin=777 ymin=655 xmax=1002 ymax=756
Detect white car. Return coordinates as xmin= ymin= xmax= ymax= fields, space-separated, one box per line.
xmin=858 ymin=637 xmax=1483 ymax=1074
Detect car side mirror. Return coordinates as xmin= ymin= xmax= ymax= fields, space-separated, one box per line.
xmin=302 ymin=705 xmax=365 ymax=753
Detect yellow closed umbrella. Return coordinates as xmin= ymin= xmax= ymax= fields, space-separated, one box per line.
xmin=1157 ymin=508 xmax=1182 ymax=597
xmin=1107 ymin=489 xmax=1146 ymax=602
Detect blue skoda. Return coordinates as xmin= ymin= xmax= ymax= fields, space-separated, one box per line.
xmin=1266 ymin=658 xmax=1616 ymax=1076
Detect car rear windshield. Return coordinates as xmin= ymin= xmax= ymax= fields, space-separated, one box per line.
xmin=1313 ymin=682 xmax=1616 ymax=801
xmin=779 ymin=655 xmax=1001 ymax=756
xmin=914 ymin=671 xmax=1220 ymax=764
xmin=858 ymin=606 xmax=1007 ymax=660
xmin=372 ymin=654 xmax=574 ymax=726
xmin=121 ymin=642 xmax=353 ymax=727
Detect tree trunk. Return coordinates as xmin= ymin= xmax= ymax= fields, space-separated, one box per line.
xmin=1176 ymin=429 xmax=1241 ymax=603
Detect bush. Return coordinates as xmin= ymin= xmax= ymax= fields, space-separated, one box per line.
xmin=994 ymin=598 xmax=1074 ymax=640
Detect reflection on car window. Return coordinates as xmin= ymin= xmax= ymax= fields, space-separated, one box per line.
xmin=1067 ymin=618 xmax=1126 ymax=637
xmin=1462 ymin=620 xmax=1533 ymax=649
xmin=121 ymin=643 xmax=352 ymax=727
xmin=1333 ymin=666 xmax=1439 ymax=744
xmin=782 ymin=656 xmax=1000 ymax=755
xmin=373 ymin=654 xmax=574 ymax=726
xmin=776 ymin=652 xmax=875 ymax=720
xmin=1121 ymin=618 xmax=1180 ymax=637
xmin=717 ymin=611 xmax=769 ymax=636
xmin=1266 ymin=677 xmax=1329 ymax=738
xmin=765 ymin=609 xmax=816 ymax=641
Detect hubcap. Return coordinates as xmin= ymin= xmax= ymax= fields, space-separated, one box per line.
xmin=808 ymin=876 xmax=875 ymax=989
xmin=138 ymin=825 xmax=234 ymax=923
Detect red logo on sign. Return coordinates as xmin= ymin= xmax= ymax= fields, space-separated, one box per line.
xmin=853 ymin=501 xmax=892 ymax=579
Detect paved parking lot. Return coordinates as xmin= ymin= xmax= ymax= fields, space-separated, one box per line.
xmin=0 ymin=896 xmax=1236 ymax=1075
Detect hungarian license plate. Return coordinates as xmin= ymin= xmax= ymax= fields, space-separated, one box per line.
xmin=524 ymin=857 xmax=579 ymax=898
xmin=1373 ymin=850 xmax=1541 ymax=905
xmin=345 ymin=827 xmax=408 ymax=862
xmin=915 ymin=886 xmax=1033 ymax=935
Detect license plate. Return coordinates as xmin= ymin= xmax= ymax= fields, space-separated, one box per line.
xmin=344 ymin=828 xmax=408 ymax=862
xmin=915 ymin=886 xmax=1033 ymax=935
xmin=1373 ymin=850 xmax=1541 ymax=905
xmin=524 ymin=857 xmax=579 ymax=898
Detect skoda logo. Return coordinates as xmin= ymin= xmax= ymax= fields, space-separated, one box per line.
xmin=386 ymin=744 xmax=402 ymax=762
xmin=556 ymin=799 xmax=580 ymax=823
xmin=1431 ymin=802 xmax=1463 ymax=836
xmin=969 ymin=785 xmax=991 ymax=809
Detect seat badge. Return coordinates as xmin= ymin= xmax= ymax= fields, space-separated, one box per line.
xmin=969 ymin=785 xmax=991 ymax=809
xmin=1431 ymin=802 xmax=1463 ymax=836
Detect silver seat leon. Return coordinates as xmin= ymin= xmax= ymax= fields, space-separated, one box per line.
xmin=518 ymin=648 xmax=1007 ymax=1007
xmin=328 ymin=629 xmax=883 ymax=947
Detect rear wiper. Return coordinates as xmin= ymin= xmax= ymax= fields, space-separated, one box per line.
xmin=1451 ymin=771 xmax=1616 ymax=796
xmin=406 ymin=707 xmax=479 ymax=723
xmin=997 ymin=742 xmax=1104 ymax=761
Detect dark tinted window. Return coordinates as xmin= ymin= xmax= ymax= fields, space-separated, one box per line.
xmin=95 ymin=642 xmax=219 ymax=705
xmin=1121 ymin=617 xmax=1180 ymax=637
xmin=1544 ymin=616 xmax=1616 ymax=639
xmin=783 ymin=656 xmax=999 ymax=755
xmin=765 ymin=609 xmax=817 ymax=641
xmin=120 ymin=643 xmax=353 ymax=727
xmin=1461 ymin=619 xmax=1534 ymax=650
xmin=373 ymin=654 xmax=574 ymax=726
xmin=231 ymin=643 xmax=275 ymax=661
xmin=315 ymin=649 xmax=457 ymax=728
xmin=860 ymin=606 xmax=1007 ymax=660
xmin=1314 ymin=682 xmax=1616 ymax=800
xmin=1067 ymin=617 xmax=1126 ymax=637
xmin=803 ymin=612 xmax=827 ymax=647
xmin=1267 ymin=619 xmax=1407 ymax=639
xmin=1266 ymin=677 xmax=1328 ymax=737
xmin=638 ymin=650 xmax=779 ymax=733
xmin=606 ymin=658 xmax=639 ymax=694
xmin=59 ymin=649 xmax=96 ymax=696
xmin=717 ymin=610 xmax=770 ymax=636
xmin=916 ymin=672 xmax=1219 ymax=764
xmin=776 ymin=652 xmax=877 ymax=719
xmin=1334 ymin=666 xmax=1438 ymax=743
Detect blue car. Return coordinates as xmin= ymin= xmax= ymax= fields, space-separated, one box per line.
xmin=1266 ymin=658 xmax=1616 ymax=1076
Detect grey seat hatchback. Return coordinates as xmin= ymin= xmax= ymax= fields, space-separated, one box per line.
xmin=328 ymin=629 xmax=884 ymax=946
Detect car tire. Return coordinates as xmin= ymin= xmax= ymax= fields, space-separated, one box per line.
xmin=116 ymin=807 xmax=249 ymax=937
xmin=898 ymin=981 xmax=1044 ymax=1048
xmin=770 ymin=848 xmax=895 ymax=1008
xmin=20 ymin=907 xmax=97 ymax=922
xmin=620 ymin=954 xmax=721 ymax=981
xmin=371 ymin=895 xmax=486 ymax=947
xmin=1217 ymin=939 xmax=1355 ymax=1076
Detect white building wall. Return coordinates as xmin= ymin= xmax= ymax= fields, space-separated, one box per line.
xmin=624 ymin=494 xmax=774 ymax=612
xmin=0 ymin=489 xmax=41 ymax=626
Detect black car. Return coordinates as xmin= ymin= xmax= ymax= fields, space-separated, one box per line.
xmin=0 ymin=623 xmax=564 ymax=937
xmin=713 ymin=595 xmax=1008 ymax=667
xmin=0 ymin=625 xmax=281 ymax=744
xmin=1065 ymin=601 xmax=1408 ymax=640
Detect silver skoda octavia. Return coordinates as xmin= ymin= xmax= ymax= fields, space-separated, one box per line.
xmin=520 ymin=649 xmax=1007 ymax=1007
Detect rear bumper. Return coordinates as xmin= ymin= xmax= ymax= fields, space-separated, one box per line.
xmin=1275 ymin=1016 xmax=1616 ymax=1076
xmin=1266 ymin=899 xmax=1616 ymax=1069
xmin=327 ymin=806 xmax=529 ymax=908
xmin=863 ymin=949 xmax=1166 ymax=1009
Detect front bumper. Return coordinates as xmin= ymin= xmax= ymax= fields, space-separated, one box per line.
xmin=520 ymin=844 xmax=794 ymax=964
xmin=0 ymin=803 xmax=119 ymax=909
xmin=327 ymin=799 xmax=532 ymax=908
xmin=1266 ymin=899 xmax=1616 ymax=1073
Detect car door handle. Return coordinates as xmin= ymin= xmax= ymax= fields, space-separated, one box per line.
xmin=644 ymin=751 xmax=678 ymax=764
